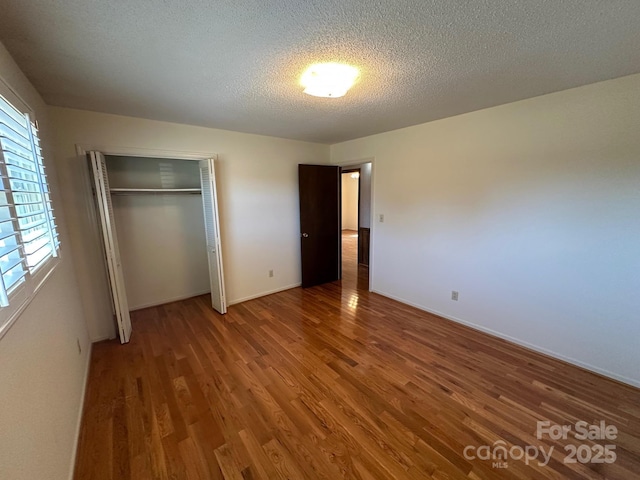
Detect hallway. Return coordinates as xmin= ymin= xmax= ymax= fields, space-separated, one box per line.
xmin=341 ymin=229 xmax=368 ymax=292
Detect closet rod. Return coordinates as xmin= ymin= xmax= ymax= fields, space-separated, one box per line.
xmin=110 ymin=188 xmax=202 ymax=195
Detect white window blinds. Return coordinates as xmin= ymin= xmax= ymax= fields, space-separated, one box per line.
xmin=0 ymin=93 xmax=59 ymax=307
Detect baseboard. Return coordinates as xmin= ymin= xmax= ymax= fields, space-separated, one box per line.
xmin=371 ymin=289 xmax=640 ymax=389
xmin=68 ymin=341 xmax=93 ymax=480
xmin=89 ymin=334 xmax=114 ymax=343
xmin=129 ymin=290 xmax=211 ymax=311
xmin=229 ymin=283 xmax=302 ymax=306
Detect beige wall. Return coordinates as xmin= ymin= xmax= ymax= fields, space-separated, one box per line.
xmin=357 ymin=162 xmax=372 ymax=228
xmin=0 ymin=43 xmax=90 ymax=480
xmin=341 ymin=173 xmax=358 ymax=230
xmin=331 ymin=74 xmax=640 ymax=387
xmin=113 ymin=193 xmax=210 ymax=310
xmin=49 ymin=107 xmax=329 ymax=341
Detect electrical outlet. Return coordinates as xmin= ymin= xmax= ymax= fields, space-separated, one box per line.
xmin=451 ymin=291 xmax=459 ymax=301
xmin=76 ymin=338 xmax=82 ymax=354
xmin=379 ymin=214 xmax=384 ymax=223
xmin=268 ymin=269 xmax=274 ymax=278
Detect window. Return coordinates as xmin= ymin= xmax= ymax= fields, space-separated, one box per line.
xmin=0 ymin=88 xmax=60 ymax=334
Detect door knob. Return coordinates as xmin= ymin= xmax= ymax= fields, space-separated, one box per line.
xmin=302 ymin=233 xmax=309 ymax=238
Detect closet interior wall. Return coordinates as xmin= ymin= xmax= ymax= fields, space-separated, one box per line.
xmin=106 ymin=156 xmax=210 ymax=310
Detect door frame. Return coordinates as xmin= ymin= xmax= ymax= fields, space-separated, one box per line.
xmin=75 ymin=144 xmax=216 ymax=161
xmin=335 ymin=157 xmax=375 ymax=292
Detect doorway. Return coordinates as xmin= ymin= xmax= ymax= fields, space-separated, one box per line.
xmin=298 ymin=162 xmax=371 ymax=290
xmin=341 ymin=169 xmax=359 ymax=286
xmin=341 ymin=164 xmax=370 ymax=290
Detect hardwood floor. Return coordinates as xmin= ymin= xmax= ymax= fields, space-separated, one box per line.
xmin=75 ymin=233 xmax=640 ymax=479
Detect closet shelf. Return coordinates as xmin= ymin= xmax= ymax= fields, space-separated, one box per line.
xmin=110 ymin=188 xmax=202 ymax=195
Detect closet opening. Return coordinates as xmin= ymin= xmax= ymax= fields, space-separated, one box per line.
xmin=88 ymin=151 xmax=226 ymax=344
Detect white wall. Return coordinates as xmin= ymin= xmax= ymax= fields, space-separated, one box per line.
xmin=107 ymin=157 xmax=210 ymax=310
xmin=341 ymin=173 xmax=358 ymax=230
xmin=358 ymin=162 xmax=372 ymax=229
xmin=340 ymin=162 xmax=372 ymax=230
xmin=344 ymin=162 xmax=372 ymax=229
xmin=331 ymin=74 xmax=640 ymax=387
xmin=49 ymin=107 xmax=329 ymax=341
xmin=0 ymin=42 xmax=90 ymax=480
xmin=112 ymin=194 xmax=210 ymax=310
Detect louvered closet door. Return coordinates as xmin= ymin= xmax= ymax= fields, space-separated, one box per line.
xmin=200 ymin=158 xmax=226 ymax=314
xmin=89 ymin=151 xmax=132 ymax=343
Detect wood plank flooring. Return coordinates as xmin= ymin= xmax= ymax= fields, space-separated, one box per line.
xmin=75 ymin=232 xmax=640 ymax=479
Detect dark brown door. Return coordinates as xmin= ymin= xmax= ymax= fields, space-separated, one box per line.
xmin=298 ymin=164 xmax=341 ymax=288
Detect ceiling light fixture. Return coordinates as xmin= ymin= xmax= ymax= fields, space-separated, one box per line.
xmin=300 ymin=63 xmax=359 ymax=98
xmin=350 ymin=172 xmax=360 ymax=179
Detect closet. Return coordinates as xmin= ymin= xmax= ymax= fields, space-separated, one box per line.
xmin=88 ymin=151 xmax=226 ymax=344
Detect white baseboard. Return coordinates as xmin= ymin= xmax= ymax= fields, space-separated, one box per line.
xmin=129 ymin=290 xmax=211 ymax=311
xmin=229 ymin=283 xmax=302 ymax=306
xmin=89 ymin=334 xmax=114 ymax=343
xmin=371 ymin=289 xmax=640 ymax=389
xmin=68 ymin=341 xmax=93 ymax=480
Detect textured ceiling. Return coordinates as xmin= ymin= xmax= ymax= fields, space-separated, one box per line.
xmin=1 ymin=1 xmax=639 ymax=144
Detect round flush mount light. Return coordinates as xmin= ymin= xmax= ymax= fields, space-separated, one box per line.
xmin=300 ymin=63 xmax=359 ymax=98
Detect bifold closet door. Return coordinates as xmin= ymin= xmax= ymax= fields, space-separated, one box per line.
xmin=88 ymin=151 xmax=132 ymax=343
xmin=200 ymin=158 xmax=227 ymax=314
